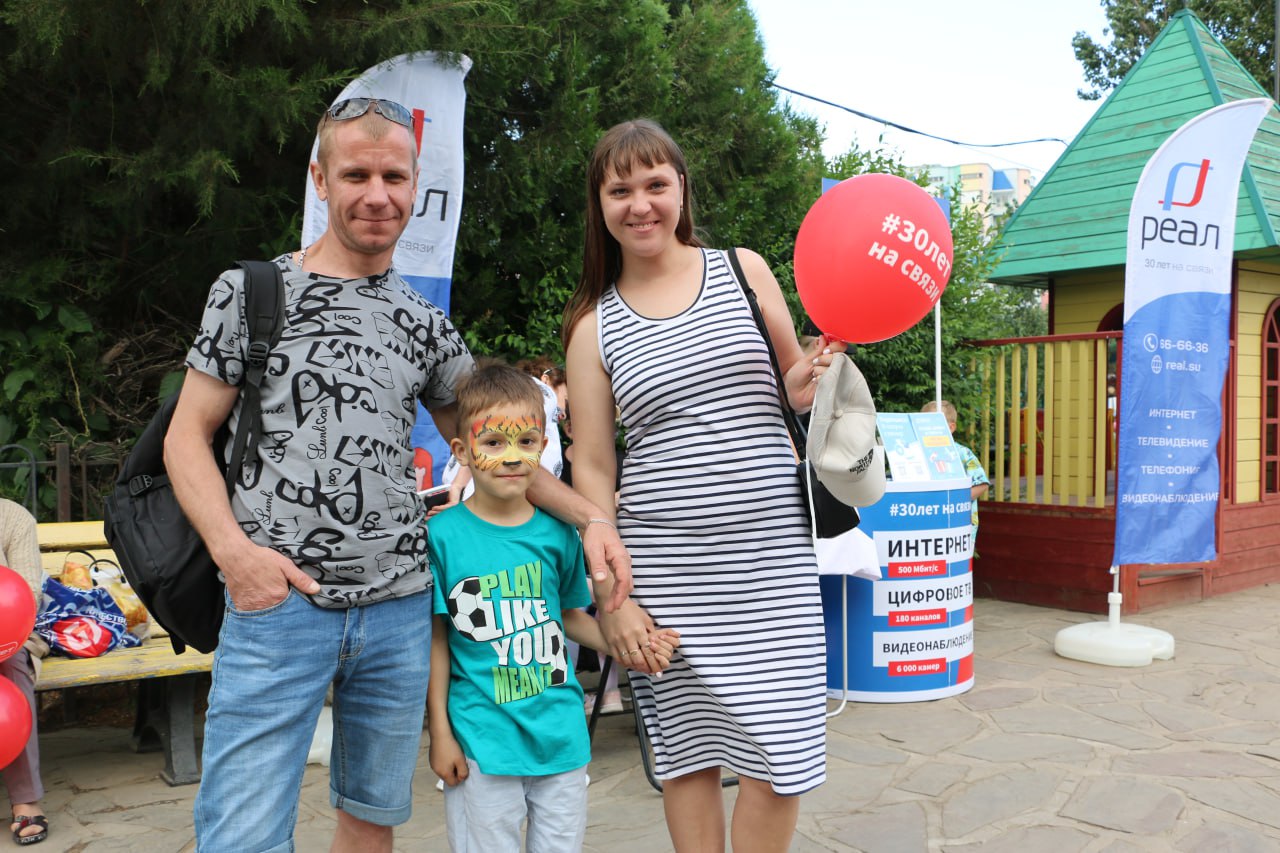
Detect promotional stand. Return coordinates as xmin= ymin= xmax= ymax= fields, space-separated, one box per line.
xmin=819 ymin=413 xmax=976 ymax=703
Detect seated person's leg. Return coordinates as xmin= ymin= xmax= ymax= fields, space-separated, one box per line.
xmin=3 ymin=650 xmax=47 ymax=845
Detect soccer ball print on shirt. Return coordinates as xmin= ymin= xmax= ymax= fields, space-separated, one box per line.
xmin=444 ymin=560 xmax=570 ymax=701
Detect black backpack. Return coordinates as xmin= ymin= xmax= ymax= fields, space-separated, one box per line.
xmin=103 ymin=260 xmax=285 ymax=654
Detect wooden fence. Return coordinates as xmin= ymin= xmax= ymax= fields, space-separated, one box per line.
xmin=966 ymin=331 xmax=1123 ymax=510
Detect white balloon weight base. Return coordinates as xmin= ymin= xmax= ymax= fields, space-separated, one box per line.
xmin=1054 ymin=592 xmax=1175 ymax=667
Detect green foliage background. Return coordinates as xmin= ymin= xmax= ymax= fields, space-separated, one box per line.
xmin=1072 ymin=0 xmax=1274 ymax=100
xmin=0 ymin=0 xmax=1041 ymax=514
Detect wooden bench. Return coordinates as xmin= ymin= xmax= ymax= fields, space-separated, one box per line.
xmin=35 ymin=521 xmax=213 ymax=786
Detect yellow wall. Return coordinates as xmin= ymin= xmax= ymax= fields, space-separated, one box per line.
xmin=973 ymin=334 xmax=1113 ymax=507
xmin=959 ymin=163 xmax=992 ymax=208
xmin=1052 ymin=272 xmax=1123 ymax=334
xmin=1043 ymin=273 xmax=1124 ymax=501
xmin=1235 ymin=262 xmax=1280 ymax=503
xmin=1047 ymin=263 xmax=1280 ymax=506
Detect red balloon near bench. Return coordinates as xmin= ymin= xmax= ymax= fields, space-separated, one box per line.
xmin=0 ymin=675 xmax=33 ymax=768
xmin=0 ymin=564 xmax=37 ymax=665
xmin=795 ymin=173 xmax=953 ymax=344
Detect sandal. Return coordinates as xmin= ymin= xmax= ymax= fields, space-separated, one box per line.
xmin=10 ymin=814 xmax=47 ymax=846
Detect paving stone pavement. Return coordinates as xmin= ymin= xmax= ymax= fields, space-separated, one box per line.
xmin=30 ymin=584 xmax=1280 ymax=851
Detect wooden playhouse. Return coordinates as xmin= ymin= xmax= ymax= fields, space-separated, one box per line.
xmin=968 ymin=9 xmax=1280 ymax=614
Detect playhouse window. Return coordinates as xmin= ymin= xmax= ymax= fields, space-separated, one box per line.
xmin=1265 ymin=298 xmax=1280 ymax=497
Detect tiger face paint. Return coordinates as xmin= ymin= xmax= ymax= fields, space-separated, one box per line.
xmin=467 ymin=413 xmax=544 ymax=472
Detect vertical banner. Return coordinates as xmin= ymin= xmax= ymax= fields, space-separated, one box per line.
xmin=1114 ymin=98 xmax=1271 ymax=565
xmin=302 ymin=52 xmax=471 ymax=484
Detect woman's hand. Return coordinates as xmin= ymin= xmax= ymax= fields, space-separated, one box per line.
xmin=617 ymin=627 xmax=681 ymax=673
xmin=600 ymin=598 xmax=663 ymax=674
xmin=784 ymin=334 xmax=848 ymax=412
xmin=426 ymin=469 xmax=470 ymax=518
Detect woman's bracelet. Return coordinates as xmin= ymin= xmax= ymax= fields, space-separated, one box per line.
xmin=585 ymin=518 xmax=616 ymax=530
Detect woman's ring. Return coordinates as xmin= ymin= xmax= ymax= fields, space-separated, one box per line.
xmin=626 ymin=648 xmax=641 ymax=656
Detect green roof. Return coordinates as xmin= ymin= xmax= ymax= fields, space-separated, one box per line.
xmin=990 ymin=9 xmax=1280 ymax=286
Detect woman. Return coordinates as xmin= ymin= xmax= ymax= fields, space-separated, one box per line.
xmin=563 ymin=119 xmax=843 ymax=852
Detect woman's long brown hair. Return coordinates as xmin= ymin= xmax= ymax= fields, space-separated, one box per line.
xmin=561 ymin=119 xmax=704 ymax=348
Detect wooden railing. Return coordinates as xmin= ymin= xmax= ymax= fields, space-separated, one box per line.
xmin=966 ymin=332 xmax=1122 ymax=510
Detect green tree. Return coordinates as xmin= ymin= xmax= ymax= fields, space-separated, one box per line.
xmin=0 ymin=1 xmax=537 ymax=450
xmin=1072 ymin=0 xmax=1274 ymax=100
xmin=451 ymin=0 xmax=825 ymax=361
xmin=0 ymin=0 xmax=822 ymax=511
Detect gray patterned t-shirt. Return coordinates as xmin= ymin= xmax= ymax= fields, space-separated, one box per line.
xmin=185 ymin=256 xmax=474 ymax=607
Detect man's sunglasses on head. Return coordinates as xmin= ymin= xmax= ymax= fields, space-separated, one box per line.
xmin=327 ymin=98 xmax=414 ymax=130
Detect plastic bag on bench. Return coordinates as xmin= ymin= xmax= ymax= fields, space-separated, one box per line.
xmin=34 ymin=576 xmax=141 ymax=658
xmin=90 ymin=560 xmax=150 ymax=642
xmin=58 ymin=552 xmax=150 ymax=642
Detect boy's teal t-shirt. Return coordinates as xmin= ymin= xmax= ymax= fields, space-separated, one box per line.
xmin=428 ymin=503 xmax=592 ymax=776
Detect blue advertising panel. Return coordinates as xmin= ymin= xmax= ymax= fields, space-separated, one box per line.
xmin=821 ymin=479 xmax=974 ymax=702
xmin=1114 ymin=294 xmax=1229 ymax=563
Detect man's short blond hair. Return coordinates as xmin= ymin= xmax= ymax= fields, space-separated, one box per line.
xmin=315 ymin=109 xmax=417 ymax=168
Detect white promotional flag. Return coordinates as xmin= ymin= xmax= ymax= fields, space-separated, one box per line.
xmin=1113 ymin=97 xmax=1271 ymax=565
xmin=301 ymin=52 xmax=471 ymax=482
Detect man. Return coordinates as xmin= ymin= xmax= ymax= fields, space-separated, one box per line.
xmin=166 ymin=98 xmax=632 ymax=853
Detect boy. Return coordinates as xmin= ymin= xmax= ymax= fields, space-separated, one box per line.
xmin=922 ymin=400 xmax=990 ymax=530
xmin=427 ymin=363 xmax=678 ymax=852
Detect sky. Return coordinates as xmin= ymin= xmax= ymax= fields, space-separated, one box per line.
xmin=748 ymin=0 xmax=1113 ymax=178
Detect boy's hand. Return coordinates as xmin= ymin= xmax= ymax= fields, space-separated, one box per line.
xmin=429 ymin=733 xmax=469 ymax=787
xmin=652 ymin=627 xmax=681 ymax=651
xmin=648 ymin=628 xmax=681 ymax=671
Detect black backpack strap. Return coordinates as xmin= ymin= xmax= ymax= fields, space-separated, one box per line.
xmin=726 ymin=248 xmax=809 ymax=458
xmin=224 ymin=260 xmax=285 ymax=496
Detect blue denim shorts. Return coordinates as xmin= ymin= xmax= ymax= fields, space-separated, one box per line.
xmin=194 ymin=589 xmax=430 ymax=853
xmin=443 ymin=758 xmax=588 ymax=853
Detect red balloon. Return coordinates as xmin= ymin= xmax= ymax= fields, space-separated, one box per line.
xmin=0 ymin=564 xmax=37 ymax=665
xmin=0 ymin=675 xmax=33 ymax=769
xmin=795 ymin=173 xmax=953 ymax=344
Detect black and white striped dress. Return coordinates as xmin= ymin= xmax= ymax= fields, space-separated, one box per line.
xmin=597 ymin=247 xmax=827 ymax=795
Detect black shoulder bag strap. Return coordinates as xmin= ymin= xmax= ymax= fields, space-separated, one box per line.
xmin=224 ymin=260 xmax=286 ymax=496
xmin=727 ymin=248 xmax=860 ymax=540
xmin=726 ymin=248 xmax=810 ymax=458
